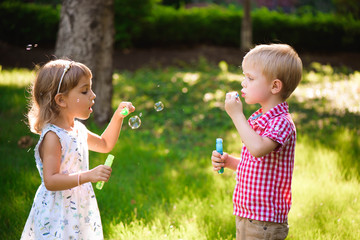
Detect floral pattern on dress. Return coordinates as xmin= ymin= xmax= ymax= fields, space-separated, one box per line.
xmin=21 ymin=121 xmax=103 ymax=240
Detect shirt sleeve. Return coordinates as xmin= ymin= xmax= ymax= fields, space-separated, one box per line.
xmin=262 ymin=116 xmax=294 ymax=151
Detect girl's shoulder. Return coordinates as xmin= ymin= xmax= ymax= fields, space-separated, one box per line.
xmin=37 ymin=124 xmax=67 ymax=146
xmin=34 ymin=124 xmax=65 ymax=160
xmin=41 ymin=124 xmax=64 ymax=137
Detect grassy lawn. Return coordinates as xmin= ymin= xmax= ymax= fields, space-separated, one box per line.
xmin=0 ymin=59 xmax=359 ymax=239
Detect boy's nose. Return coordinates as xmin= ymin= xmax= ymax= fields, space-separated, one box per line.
xmin=241 ymin=80 xmax=246 ymax=88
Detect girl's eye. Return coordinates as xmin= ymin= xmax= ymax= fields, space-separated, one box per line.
xmin=82 ymin=89 xmax=88 ymax=94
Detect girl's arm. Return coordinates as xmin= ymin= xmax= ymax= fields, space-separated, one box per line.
xmin=41 ymin=132 xmax=112 ymax=191
xmin=88 ymin=102 xmax=135 ymax=153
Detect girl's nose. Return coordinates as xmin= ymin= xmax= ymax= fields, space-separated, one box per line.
xmin=91 ymin=90 xmax=96 ymax=100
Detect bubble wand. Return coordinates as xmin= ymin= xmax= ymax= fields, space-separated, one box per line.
xmin=96 ymin=154 xmax=114 ymax=190
xmin=216 ymin=138 xmax=224 ymax=174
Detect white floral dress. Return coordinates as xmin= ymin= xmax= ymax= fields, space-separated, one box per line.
xmin=21 ymin=121 xmax=103 ymax=240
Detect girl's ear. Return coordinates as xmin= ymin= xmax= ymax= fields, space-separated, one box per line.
xmin=271 ymin=79 xmax=283 ymax=95
xmin=54 ymin=93 xmax=67 ymax=108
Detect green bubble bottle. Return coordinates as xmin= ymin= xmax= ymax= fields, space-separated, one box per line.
xmin=96 ymin=154 xmax=114 ymax=190
xmin=216 ymin=138 xmax=224 ymax=174
xmin=120 ymin=107 xmax=129 ymax=115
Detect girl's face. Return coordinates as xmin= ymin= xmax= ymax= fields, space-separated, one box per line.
xmin=65 ymin=76 xmax=96 ymax=120
xmin=241 ymin=61 xmax=273 ymax=106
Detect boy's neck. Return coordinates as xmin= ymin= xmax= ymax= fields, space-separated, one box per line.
xmin=260 ymin=97 xmax=285 ymax=114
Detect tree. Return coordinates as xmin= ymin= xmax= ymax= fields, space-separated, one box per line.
xmin=241 ymin=0 xmax=252 ymax=51
xmin=55 ymin=0 xmax=115 ymax=126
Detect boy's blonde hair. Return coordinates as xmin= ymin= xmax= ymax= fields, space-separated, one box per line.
xmin=27 ymin=59 xmax=92 ymax=134
xmin=243 ymin=44 xmax=302 ymax=100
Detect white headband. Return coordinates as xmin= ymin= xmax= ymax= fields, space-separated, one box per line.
xmin=56 ymin=61 xmax=73 ymax=94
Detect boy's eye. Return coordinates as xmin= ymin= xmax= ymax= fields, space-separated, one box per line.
xmin=245 ymin=76 xmax=253 ymax=81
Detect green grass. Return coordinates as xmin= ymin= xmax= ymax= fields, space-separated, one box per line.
xmin=0 ymin=60 xmax=359 ymax=239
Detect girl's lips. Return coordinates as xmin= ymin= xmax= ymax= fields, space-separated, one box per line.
xmin=241 ymin=91 xmax=246 ymax=97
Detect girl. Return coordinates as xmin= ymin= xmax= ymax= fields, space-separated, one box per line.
xmin=21 ymin=59 xmax=135 ymax=239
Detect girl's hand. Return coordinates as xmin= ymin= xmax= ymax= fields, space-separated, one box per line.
xmin=225 ymin=91 xmax=243 ymax=119
xmin=117 ymin=101 xmax=135 ymax=118
xmin=87 ymin=165 xmax=112 ymax=183
xmin=211 ymin=150 xmax=229 ymax=172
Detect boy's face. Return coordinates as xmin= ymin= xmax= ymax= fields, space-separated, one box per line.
xmin=241 ymin=61 xmax=273 ymax=106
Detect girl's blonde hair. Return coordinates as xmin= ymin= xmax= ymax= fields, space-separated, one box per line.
xmin=27 ymin=59 xmax=92 ymax=134
xmin=243 ymin=44 xmax=303 ymax=100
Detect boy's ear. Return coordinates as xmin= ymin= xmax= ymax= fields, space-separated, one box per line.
xmin=271 ymin=79 xmax=283 ymax=94
xmin=54 ymin=93 xmax=67 ymax=108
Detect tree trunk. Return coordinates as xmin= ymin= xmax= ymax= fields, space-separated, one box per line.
xmin=241 ymin=0 xmax=252 ymax=51
xmin=55 ymin=0 xmax=115 ymax=126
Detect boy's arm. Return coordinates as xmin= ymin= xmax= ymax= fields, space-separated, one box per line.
xmin=88 ymin=102 xmax=134 ymax=153
xmin=225 ymin=154 xmax=241 ymax=170
xmin=231 ymin=113 xmax=279 ymax=158
xmin=212 ymin=151 xmax=240 ymax=171
xmin=225 ymin=93 xmax=279 ymax=158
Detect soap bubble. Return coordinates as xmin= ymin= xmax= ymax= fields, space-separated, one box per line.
xmin=26 ymin=44 xmax=38 ymax=50
xmin=154 ymin=101 xmax=164 ymax=112
xmin=128 ymin=116 xmax=141 ymax=129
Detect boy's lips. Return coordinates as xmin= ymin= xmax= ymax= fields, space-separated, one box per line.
xmin=241 ymin=91 xmax=246 ymax=97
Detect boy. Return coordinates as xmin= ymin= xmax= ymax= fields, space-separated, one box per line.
xmin=211 ymin=44 xmax=302 ymax=240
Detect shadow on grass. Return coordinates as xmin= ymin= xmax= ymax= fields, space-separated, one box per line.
xmin=289 ymin=98 xmax=360 ymax=180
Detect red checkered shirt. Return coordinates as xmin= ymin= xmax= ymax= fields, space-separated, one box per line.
xmin=233 ymin=102 xmax=296 ymax=223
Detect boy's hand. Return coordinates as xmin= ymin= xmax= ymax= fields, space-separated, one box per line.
xmin=225 ymin=91 xmax=243 ymax=119
xmin=211 ymin=150 xmax=228 ymax=172
xmin=117 ymin=101 xmax=135 ymax=118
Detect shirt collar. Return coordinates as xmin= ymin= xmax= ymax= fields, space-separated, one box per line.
xmin=249 ymin=102 xmax=289 ymax=128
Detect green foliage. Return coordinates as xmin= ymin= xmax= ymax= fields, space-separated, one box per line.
xmin=135 ymin=4 xmax=241 ymax=47
xmin=1 ymin=60 xmax=359 ymax=239
xmin=1 ymin=2 xmax=360 ymax=51
xmin=333 ymin=0 xmax=360 ymax=19
xmin=252 ymin=7 xmax=360 ymax=51
xmin=0 ymin=1 xmax=59 ymax=47
xmin=133 ymin=5 xmax=360 ymax=51
xmin=122 ymin=4 xmax=360 ymax=51
xmin=114 ymin=0 xmax=159 ymax=49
